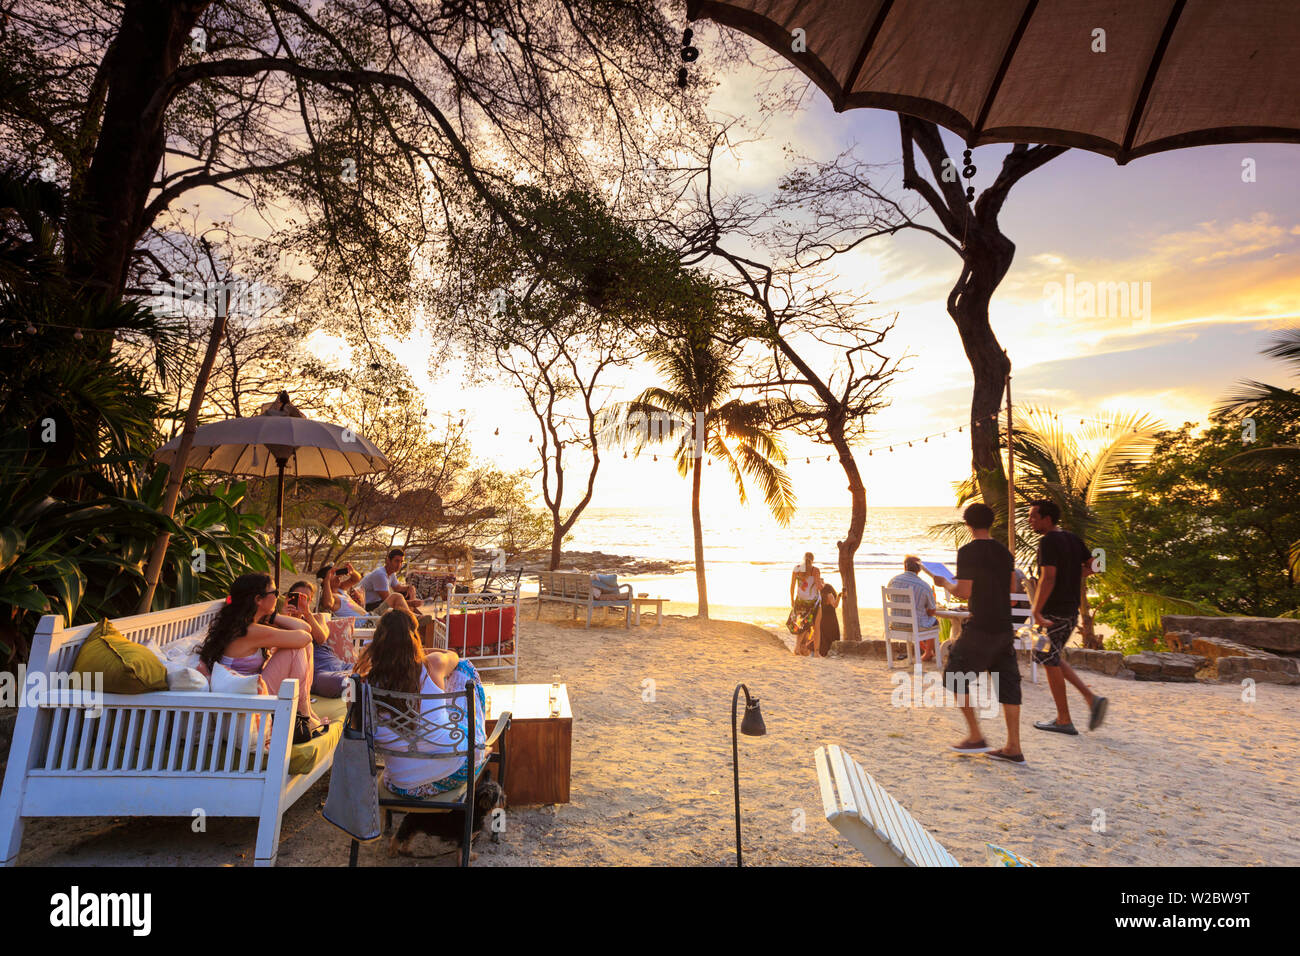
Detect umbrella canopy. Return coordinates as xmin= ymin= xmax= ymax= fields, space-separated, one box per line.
xmin=154 ymin=415 xmax=388 ymax=588
xmin=154 ymin=416 xmax=388 ymax=479
xmin=687 ymin=0 xmax=1300 ymax=163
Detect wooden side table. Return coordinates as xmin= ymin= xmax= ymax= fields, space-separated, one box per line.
xmin=632 ymin=597 xmax=665 ymax=627
xmin=482 ymin=683 xmax=572 ymax=805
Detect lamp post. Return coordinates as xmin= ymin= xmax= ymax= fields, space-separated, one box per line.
xmin=731 ymin=683 xmax=766 ymax=867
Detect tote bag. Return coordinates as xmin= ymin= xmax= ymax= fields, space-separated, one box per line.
xmin=322 ymin=676 xmax=382 ymax=842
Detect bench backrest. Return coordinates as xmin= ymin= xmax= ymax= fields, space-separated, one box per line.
xmin=33 ymin=600 xmax=225 ymax=676
xmin=815 ymin=744 xmax=960 ymax=867
xmin=537 ymin=571 xmax=592 ymax=600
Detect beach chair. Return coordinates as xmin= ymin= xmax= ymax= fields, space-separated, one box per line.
xmin=1010 ymin=594 xmax=1040 ymax=684
xmin=880 ymin=586 xmax=943 ymax=671
xmin=814 ymin=744 xmax=960 ymax=867
xmin=349 ymin=681 xmax=511 ymax=868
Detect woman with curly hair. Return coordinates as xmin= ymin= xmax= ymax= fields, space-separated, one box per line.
xmin=197 ymin=572 xmax=327 ymax=743
xmin=358 ymin=611 xmax=487 ymax=798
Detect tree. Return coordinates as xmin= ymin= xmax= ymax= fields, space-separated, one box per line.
xmin=1091 ymin=414 xmax=1300 ymax=650
xmin=612 ymin=331 xmax=795 ymax=619
xmin=674 ymin=129 xmax=899 ymax=642
xmin=1218 ymin=326 xmax=1300 ymax=575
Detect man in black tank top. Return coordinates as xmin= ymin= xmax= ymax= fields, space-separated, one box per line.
xmin=932 ymin=503 xmax=1024 ymax=765
xmin=1028 ymin=500 xmax=1109 ymax=735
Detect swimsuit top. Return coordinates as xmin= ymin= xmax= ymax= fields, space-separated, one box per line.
xmin=219 ymin=651 xmax=264 ymax=676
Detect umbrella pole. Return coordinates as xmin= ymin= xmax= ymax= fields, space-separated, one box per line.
xmin=275 ymin=458 xmax=286 ymax=591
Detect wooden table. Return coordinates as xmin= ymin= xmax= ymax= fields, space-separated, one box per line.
xmin=934 ymin=606 xmax=970 ymax=640
xmin=631 ymin=596 xmax=665 ymax=627
xmin=481 ymin=683 xmax=572 ymax=806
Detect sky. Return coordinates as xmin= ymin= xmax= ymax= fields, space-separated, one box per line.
xmin=270 ymin=28 xmax=1300 ymax=513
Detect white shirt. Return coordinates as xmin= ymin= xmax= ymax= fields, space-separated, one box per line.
xmin=375 ymin=669 xmax=476 ymax=789
xmin=360 ymin=565 xmax=399 ymax=607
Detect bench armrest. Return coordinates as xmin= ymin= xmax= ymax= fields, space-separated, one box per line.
xmin=485 ymin=711 xmax=511 ymax=749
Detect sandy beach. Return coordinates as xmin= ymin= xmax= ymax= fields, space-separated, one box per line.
xmin=10 ymin=606 xmax=1299 ymax=867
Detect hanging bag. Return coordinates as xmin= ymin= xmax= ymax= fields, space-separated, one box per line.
xmin=322 ymin=675 xmax=382 ymax=842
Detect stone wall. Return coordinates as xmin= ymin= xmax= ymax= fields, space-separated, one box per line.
xmin=1161 ymin=615 xmax=1300 ymax=654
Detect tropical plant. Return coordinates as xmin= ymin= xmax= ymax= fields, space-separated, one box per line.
xmin=1217 ymin=326 xmax=1300 ymax=574
xmin=612 ymin=332 xmax=796 ymax=619
xmin=931 ymin=406 xmax=1163 ymax=648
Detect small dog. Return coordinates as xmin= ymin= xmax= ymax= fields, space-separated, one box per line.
xmin=389 ymin=779 xmax=506 ymax=862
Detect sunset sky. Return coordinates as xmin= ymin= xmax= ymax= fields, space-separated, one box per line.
xmin=307 ymin=34 xmax=1299 ymax=513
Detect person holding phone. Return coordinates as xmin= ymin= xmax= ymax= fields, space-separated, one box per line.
xmin=287 ymin=580 xmax=353 ymax=698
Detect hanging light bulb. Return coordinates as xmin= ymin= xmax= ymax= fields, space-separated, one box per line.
xmin=73 ymin=329 xmax=83 ymax=340
xmin=653 ymin=455 xmax=658 ymax=462
xmin=923 ymin=437 xmax=928 ymax=443
xmin=24 ymin=323 xmax=36 ymax=335
xmin=623 ymin=451 xmax=628 ymax=459
xmin=805 ymin=457 xmax=809 ymax=464
xmin=889 ymin=446 xmax=893 ymax=453
xmin=494 ymin=428 xmax=500 ymax=436
xmin=528 ymin=435 xmax=533 ymax=443
xmin=458 ymin=419 xmax=464 ymax=427
xmin=868 ymin=450 xmax=873 ymax=457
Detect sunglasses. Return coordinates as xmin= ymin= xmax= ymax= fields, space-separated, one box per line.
xmin=261 ymin=590 xmax=278 ymax=598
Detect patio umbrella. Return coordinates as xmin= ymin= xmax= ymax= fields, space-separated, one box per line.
xmin=153 ymin=410 xmax=388 ymax=589
xmin=686 ymin=0 xmax=1300 ymax=163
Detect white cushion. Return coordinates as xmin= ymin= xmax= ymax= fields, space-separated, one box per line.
xmin=164 ymin=662 xmax=209 ymax=692
xmin=210 ymin=662 xmax=261 ymax=695
xmin=162 ymin=634 xmax=203 ymax=669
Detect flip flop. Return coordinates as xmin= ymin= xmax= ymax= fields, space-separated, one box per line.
xmin=950 ymin=739 xmax=994 ymax=755
xmin=986 ymin=749 xmax=1027 ymax=766
xmin=1033 ymin=719 xmax=1079 ymax=735
xmin=1089 ymin=696 xmax=1109 ymax=731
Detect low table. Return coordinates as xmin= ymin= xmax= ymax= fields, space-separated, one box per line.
xmin=632 ymin=596 xmax=665 ymax=627
xmin=482 ymin=683 xmax=572 ymax=805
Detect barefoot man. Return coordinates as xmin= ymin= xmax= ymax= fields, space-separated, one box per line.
xmin=1027 ymin=499 xmax=1109 ymax=735
xmin=934 ymin=503 xmax=1024 ymax=765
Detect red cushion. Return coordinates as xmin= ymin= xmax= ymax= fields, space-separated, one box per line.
xmin=446 ymin=607 xmax=516 ymax=652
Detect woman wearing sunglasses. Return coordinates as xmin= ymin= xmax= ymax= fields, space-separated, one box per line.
xmin=197 ymin=572 xmax=328 ymax=743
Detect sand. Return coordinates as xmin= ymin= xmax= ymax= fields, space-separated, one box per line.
xmin=11 ymin=606 xmax=1300 ymax=867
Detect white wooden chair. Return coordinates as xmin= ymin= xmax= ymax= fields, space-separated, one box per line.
xmin=815 ymin=744 xmax=960 ymax=867
xmin=880 ymin=586 xmax=943 ymax=671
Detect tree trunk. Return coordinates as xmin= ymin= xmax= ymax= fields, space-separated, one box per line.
xmin=833 ymin=434 xmax=867 ymax=642
xmin=548 ymin=507 xmax=563 ymax=570
xmin=949 ymin=238 xmax=1015 ymax=518
xmin=691 ymin=454 xmax=708 ymax=619
xmin=136 ymin=304 xmax=227 ymax=612
xmin=1079 ymin=576 xmax=1102 ymax=649
xmin=68 ymin=0 xmax=208 ymax=303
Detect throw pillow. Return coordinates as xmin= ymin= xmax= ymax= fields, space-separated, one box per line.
xmin=71 ymin=620 xmax=168 ymax=694
xmin=326 ymin=617 xmax=357 ymax=667
xmin=985 ymin=843 xmax=1038 ymax=867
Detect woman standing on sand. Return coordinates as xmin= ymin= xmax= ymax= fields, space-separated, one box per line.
xmin=816 ymin=582 xmax=840 ymax=657
xmin=787 ymin=552 xmax=822 ymax=656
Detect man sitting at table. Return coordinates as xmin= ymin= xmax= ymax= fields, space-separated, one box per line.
xmin=361 ymin=548 xmax=419 ymax=612
xmin=887 ymin=555 xmax=940 ymax=661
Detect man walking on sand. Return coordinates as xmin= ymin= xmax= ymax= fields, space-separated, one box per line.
xmin=933 ymin=503 xmax=1025 ymax=766
xmin=1027 ymin=500 xmax=1109 ymax=735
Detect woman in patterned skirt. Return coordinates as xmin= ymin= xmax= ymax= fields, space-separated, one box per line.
xmin=787 ymin=552 xmax=822 ymax=655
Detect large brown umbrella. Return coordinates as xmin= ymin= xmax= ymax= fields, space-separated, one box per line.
xmin=687 ymin=0 xmax=1300 ymax=163
xmin=153 ymin=411 xmax=388 ymax=589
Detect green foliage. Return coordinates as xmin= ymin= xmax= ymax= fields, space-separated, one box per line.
xmin=1090 ymin=413 xmax=1300 ymax=649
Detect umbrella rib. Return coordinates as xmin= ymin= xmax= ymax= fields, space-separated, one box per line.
xmin=1120 ymin=0 xmax=1187 ymax=162
xmin=972 ymin=0 xmax=1039 ymax=142
xmin=840 ymin=0 xmax=896 ymax=109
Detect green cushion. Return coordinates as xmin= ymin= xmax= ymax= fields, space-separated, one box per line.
xmin=72 ymin=619 xmax=167 ymax=694
xmin=288 ymin=696 xmax=348 ymax=775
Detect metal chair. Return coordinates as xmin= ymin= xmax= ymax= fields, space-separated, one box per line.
xmin=348 ymin=679 xmax=511 ymax=867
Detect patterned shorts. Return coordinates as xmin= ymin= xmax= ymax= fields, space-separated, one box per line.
xmin=1033 ymin=613 xmax=1077 ymax=667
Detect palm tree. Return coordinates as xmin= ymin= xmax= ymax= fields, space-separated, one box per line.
xmin=1218 ymin=326 xmax=1300 ymax=573
xmin=931 ymin=406 xmax=1162 ymax=648
xmin=612 ymin=334 xmax=796 ymax=619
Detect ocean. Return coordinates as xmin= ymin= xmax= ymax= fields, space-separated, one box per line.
xmin=565 ymin=505 xmax=964 ymax=628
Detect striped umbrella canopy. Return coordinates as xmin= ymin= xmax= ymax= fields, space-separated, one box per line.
xmin=154 ymin=415 xmax=388 ymax=587
xmin=686 ymin=0 xmax=1300 ymax=163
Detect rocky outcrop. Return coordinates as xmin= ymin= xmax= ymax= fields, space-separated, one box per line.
xmin=1163 ymin=628 xmax=1300 ymax=684
xmin=1161 ymin=615 xmax=1300 ymax=654
xmin=1123 ymin=651 xmax=1208 ymax=682
xmin=1063 ymin=647 xmax=1130 ymax=677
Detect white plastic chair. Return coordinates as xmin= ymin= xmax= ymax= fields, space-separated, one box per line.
xmin=880 ymin=586 xmax=943 ymax=671
xmin=1010 ymin=594 xmax=1040 ymax=684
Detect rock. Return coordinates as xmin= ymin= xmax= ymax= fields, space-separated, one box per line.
xmin=1162 ymin=615 xmax=1300 ymax=654
xmin=1123 ymin=651 xmax=1208 ymax=682
xmin=1063 ymin=647 xmax=1128 ymax=676
xmin=829 ymin=639 xmax=912 ymax=661
xmin=1209 ymin=655 xmax=1300 ymax=685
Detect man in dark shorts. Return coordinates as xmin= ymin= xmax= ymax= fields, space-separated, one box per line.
xmin=933 ymin=503 xmax=1024 ymax=765
xmin=1028 ymin=500 xmax=1109 ymax=734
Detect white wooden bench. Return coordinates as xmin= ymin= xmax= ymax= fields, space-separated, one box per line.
xmin=814 ymin=744 xmax=961 ymax=867
xmin=535 ymin=571 xmax=631 ymax=628
xmin=0 ymin=601 xmax=340 ymax=867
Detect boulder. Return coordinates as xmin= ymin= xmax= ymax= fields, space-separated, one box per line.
xmin=1123 ymin=651 xmax=1207 ymax=682
xmin=1162 ymin=615 xmax=1300 ymax=654
xmin=1063 ymin=647 xmax=1128 ymax=677
xmin=829 ymin=639 xmax=912 ymax=661
xmin=1212 ymin=656 xmax=1300 ymax=685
